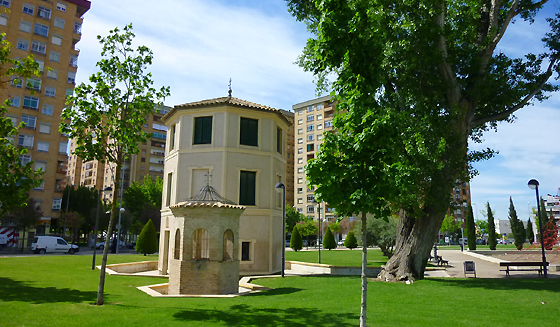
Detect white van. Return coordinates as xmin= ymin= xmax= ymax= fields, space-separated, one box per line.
xmin=31 ymin=236 xmax=79 ymax=254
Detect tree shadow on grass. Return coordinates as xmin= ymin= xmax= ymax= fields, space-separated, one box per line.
xmin=427 ymin=277 xmax=560 ymax=292
xmin=173 ymin=304 xmax=357 ymax=326
xmin=0 ymin=277 xmax=96 ymax=303
xmin=245 ymin=287 xmax=301 ymax=296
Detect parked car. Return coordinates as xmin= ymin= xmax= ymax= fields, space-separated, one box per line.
xmin=337 ymin=239 xmax=345 ymax=246
xmin=31 ymin=236 xmax=79 ymax=254
xmin=96 ymin=240 xmax=125 ymax=249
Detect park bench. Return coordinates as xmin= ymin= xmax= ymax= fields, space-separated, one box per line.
xmin=499 ymin=261 xmax=549 ymax=277
xmin=436 ymin=255 xmax=449 ymax=266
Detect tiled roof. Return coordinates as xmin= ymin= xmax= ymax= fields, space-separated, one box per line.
xmin=164 ymin=97 xmax=292 ymax=125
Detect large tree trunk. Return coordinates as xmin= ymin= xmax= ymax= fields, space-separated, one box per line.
xmin=360 ymin=211 xmax=367 ymax=327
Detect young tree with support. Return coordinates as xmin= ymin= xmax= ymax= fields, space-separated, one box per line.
xmin=286 ymin=0 xmax=560 ymax=284
xmin=60 ymin=24 xmax=169 ymax=305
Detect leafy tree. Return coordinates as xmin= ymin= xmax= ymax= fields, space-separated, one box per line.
xmin=286 ymin=205 xmax=304 ymax=234
xmin=135 ymin=219 xmax=158 ymax=255
xmin=475 ymin=219 xmax=488 ymax=239
xmin=61 ymin=185 xmax=98 ymax=237
xmin=59 ymin=24 xmax=170 ymax=305
xmin=0 ymin=35 xmax=43 ymax=216
xmin=323 ymin=226 xmax=336 ymax=250
xmin=527 ymin=218 xmax=535 ymax=245
xmin=466 ymin=204 xmax=476 ymax=250
xmin=123 ymin=175 xmax=163 ymax=228
xmin=63 ymin=211 xmax=85 ymax=246
xmin=344 ymin=231 xmax=358 ymax=249
xmin=10 ymin=198 xmax=42 ymax=252
xmin=368 ymin=216 xmax=398 ymax=258
xmin=290 ymin=226 xmax=303 ymax=251
xmin=295 ymin=219 xmax=317 ymax=249
xmin=287 ymin=0 xmax=560 ymax=291
xmin=542 ymin=220 xmax=559 ymax=250
xmin=440 ymin=214 xmax=462 ymax=242
xmin=508 ymin=197 xmax=525 ymax=250
xmin=487 ymin=203 xmax=497 ymax=250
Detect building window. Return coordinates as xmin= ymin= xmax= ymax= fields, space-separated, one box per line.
xmin=59 ymin=142 xmax=67 ymax=154
xmin=297 ymin=109 xmax=303 ymax=115
xmin=307 ymin=105 xmax=314 ymax=112
xmin=36 ymin=60 xmax=44 ymax=72
xmin=297 ymin=198 xmax=303 ymax=204
xmin=307 ymin=144 xmax=315 ymax=152
xmin=34 ymin=23 xmax=49 ymax=37
xmin=297 ymin=157 xmax=303 ymax=164
xmin=298 ymin=119 xmax=303 ymax=125
xmin=20 ymin=21 xmax=32 ymax=33
xmin=23 ymin=96 xmax=39 ymax=109
xmin=34 ymin=161 xmax=46 ymax=173
xmin=56 ymin=2 xmax=66 ymax=12
xmin=166 ymin=172 xmax=172 ymax=206
xmin=26 ymin=78 xmax=41 ymax=91
xmin=0 ymin=0 xmax=9 ymax=8
xmin=52 ymin=198 xmax=62 ymax=210
xmin=52 ymin=35 xmax=62 ymax=46
xmin=297 ymin=128 xmax=303 ymax=135
xmin=0 ymin=15 xmax=6 ymax=26
xmin=69 ymin=54 xmax=78 ymax=67
xmin=317 ymin=124 xmax=323 ymax=130
xmin=37 ymin=6 xmax=51 ymax=20
xmin=307 ymin=114 xmax=314 ymax=122
xmin=298 ymin=167 xmax=303 ymax=173
xmin=307 ymin=124 xmax=314 ymax=132
xmin=31 ymin=40 xmax=46 ymax=55
xmin=297 ymin=147 xmax=303 ymax=154
xmin=19 ymin=154 xmax=32 ymax=165
xmin=11 ymin=77 xmax=23 ymax=88
xmin=42 ymin=104 xmax=53 ymax=116
xmin=297 ymin=177 xmax=303 ymax=184
xmin=54 ymin=17 xmax=65 ymax=29
xmin=298 ymin=138 xmax=303 ymax=144
xmin=277 ymin=127 xmax=282 ymax=154
xmin=307 ymin=194 xmax=315 ymax=203
xmin=307 ymin=134 xmax=314 ymax=142
xmin=10 ymin=96 xmax=21 ymax=107
xmin=193 ymin=116 xmax=212 ymax=144
xmin=39 ymin=123 xmax=51 ymax=134
xmin=317 ymin=114 xmax=323 ymax=120
xmin=23 ymin=3 xmax=34 ymax=15
xmin=49 ymin=51 xmax=60 ymax=63
xmin=16 ymin=39 xmax=29 ymax=51
xmin=45 ymin=86 xmax=56 ymax=98
xmin=325 ymin=120 xmax=333 ymax=128
xmin=307 ymin=205 xmax=315 ymax=213
xmin=239 ymin=170 xmax=256 ymax=205
xmin=21 ymin=115 xmax=36 ymax=129
xmin=317 ymin=134 xmax=323 ymax=141
xmin=223 ymin=230 xmax=234 ymax=261
xmin=174 ymin=229 xmax=180 ymax=260
xmin=47 ymin=69 xmax=58 ymax=80
xmin=37 ymin=141 xmax=49 ymax=153
xmin=192 ymin=229 xmax=209 ymax=260
xmin=297 ymin=187 xmax=303 ymax=194
xmin=74 ymin=22 xmax=82 ymax=34
xmin=66 ymin=71 xmax=75 ymax=84
xmin=240 ymin=117 xmax=258 ymax=147
xmin=18 ymin=134 xmax=34 ymax=148
xmin=241 ymin=241 xmax=251 ymax=261
xmin=317 ymin=104 xmax=323 ymax=110
xmin=170 ymin=124 xmax=176 ymax=149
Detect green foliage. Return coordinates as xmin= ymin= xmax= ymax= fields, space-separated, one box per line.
xmin=61 ymin=185 xmax=99 ymax=233
xmin=135 ymin=219 xmax=158 ymax=255
xmin=323 ymin=227 xmax=336 ymax=250
xmin=286 ymin=205 xmax=305 ymax=234
xmin=344 ymin=231 xmax=358 ymax=249
xmin=0 ymin=35 xmax=43 ymax=216
xmin=466 ymin=204 xmax=476 ymax=250
xmin=290 ymin=226 xmax=303 ymax=251
xmin=123 ymin=176 xmax=163 ymax=231
xmin=367 ymin=215 xmax=398 ymax=258
xmin=10 ymin=198 xmax=42 ymax=251
xmin=440 ymin=214 xmax=461 ymax=236
xmin=487 ymin=202 xmax=497 ymax=250
xmin=475 ymin=219 xmax=488 ymax=238
xmin=527 ymin=218 xmax=535 ymax=245
xmin=508 ymin=197 xmax=525 ymax=250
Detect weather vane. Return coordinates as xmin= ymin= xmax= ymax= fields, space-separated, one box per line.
xmin=228 ymin=78 xmax=232 ymax=98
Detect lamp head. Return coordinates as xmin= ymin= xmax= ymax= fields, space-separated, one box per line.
xmin=275 ymin=182 xmax=285 ymax=193
xmin=528 ymin=179 xmax=539 ymax=190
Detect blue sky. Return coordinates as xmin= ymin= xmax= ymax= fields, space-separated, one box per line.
xmin=76 ymin=0 xmax=560 ymax=221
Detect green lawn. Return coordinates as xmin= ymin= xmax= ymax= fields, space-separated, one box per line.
xmin=286 ymin=249 xmax=388 ymax=267
xmin=1 ymin=254 xmax=560 ymax=326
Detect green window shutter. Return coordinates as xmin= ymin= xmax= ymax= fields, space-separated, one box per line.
xmin=239 ymin=171 xmax=256 ymax=205
xmin=240 ymin=117 xmax=258 ymax=146
xmin=193 ymin=116 xmax=212 ymax=144
xmin=277 ymin=127 xmax=282 ymax=153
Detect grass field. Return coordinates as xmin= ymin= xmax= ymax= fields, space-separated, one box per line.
xmin=286 ymin=248 xmax=389 ymax=266
xmin=1 ymin=254 xmax=560 ymax=326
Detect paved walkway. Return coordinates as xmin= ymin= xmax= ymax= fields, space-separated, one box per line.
xmin=432 ymin=250 xmax=560 ymax=278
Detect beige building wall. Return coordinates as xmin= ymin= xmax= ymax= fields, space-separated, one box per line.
xmin=292 ymin=95 xmax=335 ymax=221
xmin=160 ymin=97 xmax=291 ymax=275
xmin=0 ymin=0 xmax=90 ymax=234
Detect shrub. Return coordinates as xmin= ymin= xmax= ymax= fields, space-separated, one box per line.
xmin=290 ymin=226 xmax=303 ymax=251
xmin=135 ymin=219 xmax=158 ymax=255
xmin=344 ymin=231 xmax=358 ymax=249
xmin=323 ymin=227 xmax=336 ymax=250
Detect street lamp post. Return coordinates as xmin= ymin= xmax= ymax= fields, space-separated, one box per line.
xmin=275 ymin=182 xmax=286 ymax=277
xmin=528 ymin=179 xmax=547 ymax=277
xmin=93 ymin=186 xmax=112 ymax=270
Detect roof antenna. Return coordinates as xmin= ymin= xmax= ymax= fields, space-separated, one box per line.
xmin=228 ymin=78 xmax=232 ymax=98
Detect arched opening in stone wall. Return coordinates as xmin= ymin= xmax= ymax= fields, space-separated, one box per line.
xmin=174 ymin=229 xmax=181 ymax=260
xmin=192 ymin=228 xmax=209 ymax=259
xmin=223 ymin=229 xmax=234 ymax=261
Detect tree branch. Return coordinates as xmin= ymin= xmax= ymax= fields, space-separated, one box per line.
xmin=473 ymin=56 xmax=558 ymax=126
xmin=435 ymin=2 xmax=461 ymax=107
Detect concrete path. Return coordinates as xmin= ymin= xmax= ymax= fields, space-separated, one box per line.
xmin=433 ymin=250 xmax=560 ymax=279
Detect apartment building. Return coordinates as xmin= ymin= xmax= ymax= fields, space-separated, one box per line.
xmin=0 ymin=0 xmax=90 ymax=235
xmin=544 ymin=190 xmax=560 ymax=221
xmin=67 ymin=105 xmax=172 ymax=201
xmin=292 ymin=95 xmax=335 ymax=221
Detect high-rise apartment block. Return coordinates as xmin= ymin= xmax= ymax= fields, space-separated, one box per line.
xmin=1 ymin=0 xmax=90 ymax=234
xmin=67 ymin=105 xmax=172 ymax=201
xmin=292 ymin=95 xmax=335 ymax=221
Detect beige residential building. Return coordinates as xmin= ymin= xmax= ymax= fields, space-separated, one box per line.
xmin=159 ymin=96 xmax=292 ymax=275
xmin=1 ymin=0 xmax=90 ymax=235
xmin=292 ymin=95 xmax=335 ymax=221
xmin=67 ymin=105 xmax=172 ymax=201
xmin=279 ymin=109 xmax=294 ymax=207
